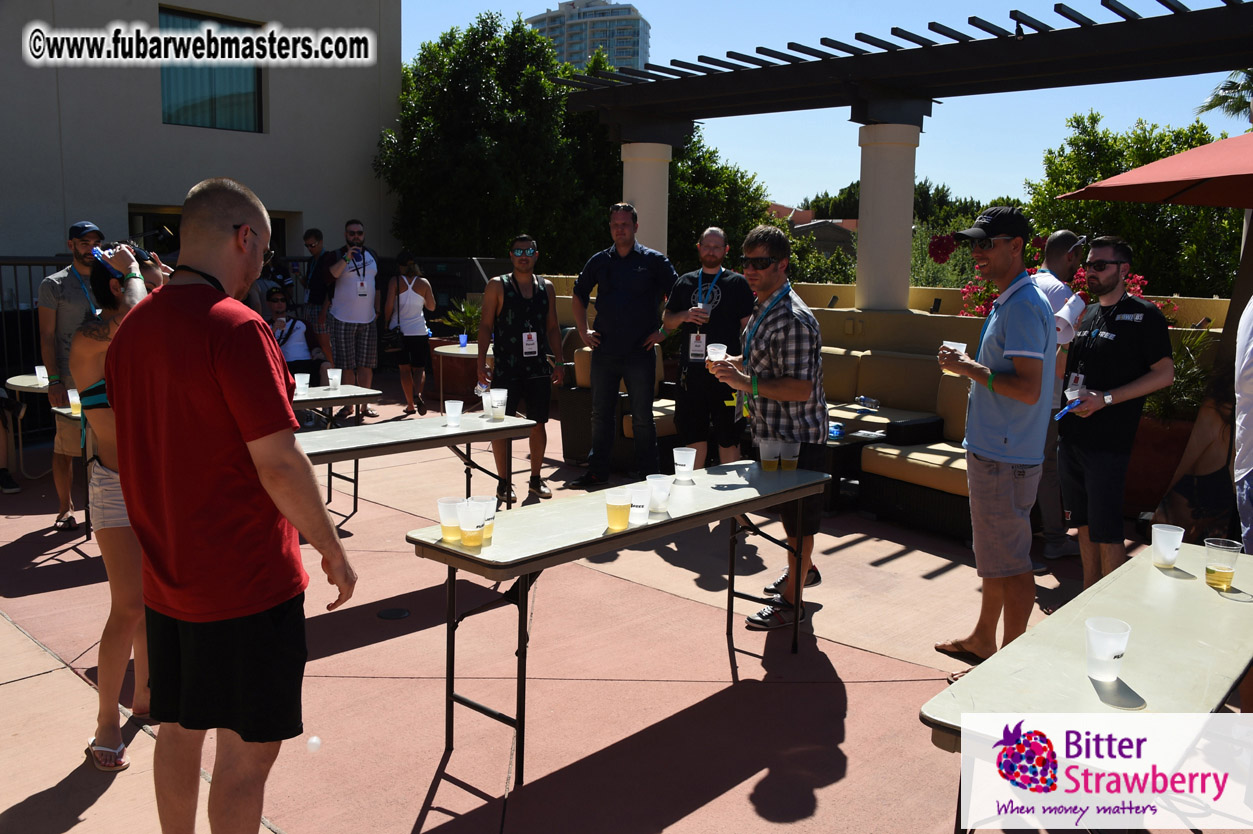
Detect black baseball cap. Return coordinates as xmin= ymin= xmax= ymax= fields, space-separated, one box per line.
xmin=68 ymin=221 xmax=102 ymax=239
xmin=953 ymin=207 xmax=1031 ymax=242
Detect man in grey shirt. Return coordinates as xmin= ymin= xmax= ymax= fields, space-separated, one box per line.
xmin=38 ymin=221 xmax=101 ymax=530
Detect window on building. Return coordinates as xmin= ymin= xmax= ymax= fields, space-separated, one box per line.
xmin=159 ymin=8 xmax=262 ymax=132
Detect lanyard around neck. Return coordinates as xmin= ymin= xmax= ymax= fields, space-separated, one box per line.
xmin=69 ymin=265 xmax=96 ymax=311
xmin=695 ymin=268 xmax=722 ymax=306
xmin=742 ymin=282 xmax=790 ymax=360
xmin=171 ymin=265 xmax=225 ymax=294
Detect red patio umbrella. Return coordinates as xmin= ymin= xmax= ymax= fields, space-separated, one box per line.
xmin=1059 ymin=131 xmax=1253 ymax=210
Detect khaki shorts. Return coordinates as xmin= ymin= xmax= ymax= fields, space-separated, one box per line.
xmin=967 ymin=451 xmax=1041 ymax=579
xmin=54 ymin=416 xmax=81 ymax=457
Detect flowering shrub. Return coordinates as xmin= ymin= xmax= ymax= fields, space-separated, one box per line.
xmin=927 ymin=234 xmax=957 ymax=264
xmin=958 ymin=264 xmax=1179 ymax=321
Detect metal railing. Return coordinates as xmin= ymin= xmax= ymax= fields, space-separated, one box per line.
xmin=1 ymin=256 xmax=71 ymax=441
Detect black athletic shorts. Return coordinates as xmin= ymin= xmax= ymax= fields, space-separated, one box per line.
xmin=503 ymin=375 xmax=551 ymax=424
xmin=399 ymin=334 xmax=430 ymax=369
xmin=775 ymin=442 xmax=826 ymax=538
xmin=1058 ymin=441 xmax=1130 ymax=544
xmin=146 ymin=592 xmax=307 ymax=743
xmin=676 ymin=367 xmax=742 ymax=449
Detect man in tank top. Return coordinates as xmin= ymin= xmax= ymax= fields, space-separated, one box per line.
xmin=477 ymin=234 xmax=564 ymax=501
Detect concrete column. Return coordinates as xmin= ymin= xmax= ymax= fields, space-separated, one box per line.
xmin=855 ymin=124 xmax=921 ymax=310
xmin=621 ymin=142 xmax=672 ymax=254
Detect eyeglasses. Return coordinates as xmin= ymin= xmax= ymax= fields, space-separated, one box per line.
xmin=304 ymin=241 xmax=319 ymax=249
xmin=1082 ymin=259 xmax=1127 ymax=272
xmin=741 ymin=256 xmax=780 ymax=271
xmin=233 ymin=223 xmax=274 ymax=265
xmin=510 ymin=247 xmax=537 ymax=257
xmin=966 ymin=236 xmax=1014 ymax=251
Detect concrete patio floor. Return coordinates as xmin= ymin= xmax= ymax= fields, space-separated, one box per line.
xmin=0 ymin=369 xmax=1199 ymax=833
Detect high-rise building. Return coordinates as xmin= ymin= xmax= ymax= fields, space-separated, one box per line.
xmin=526 ymin=0 xmax=650 ymax=71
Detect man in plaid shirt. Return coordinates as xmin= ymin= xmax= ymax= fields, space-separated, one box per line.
xmin=711 ymin=225 xmax=826 ymax=630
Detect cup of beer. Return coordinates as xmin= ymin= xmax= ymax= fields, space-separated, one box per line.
xmin=456 ymin=500 xmax=486 ymax=547
xmin=758 ymin=439 xmax=782 ymax=471
xmin=67 ymin=388 xmax=81 ymax=417
xmin=437 ymin=497 xmax=462 ymax=542
xmin=780 ymin=442 xmax=801 ymax=470
xmin=606 ymin=489 xmax=630 ymax=531
xmin=940 ymin=341 xmax=966 ymax=376
xmin=1204 ymin=538 xmax=1241 ymax=591
xmin=470 ymin=495 xmax=497 ymax=542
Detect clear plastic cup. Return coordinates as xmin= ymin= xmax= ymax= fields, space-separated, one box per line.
xmin=605 ymin=489 xmax=630 ymax=531
xmin=489 ymin=388 xmax=507 ymax=421
xmin=705 ymin=343 xmax=727 ymax=362
xmin=470 ymin=495 xmax=497 ymax=541
xmin=646 ymin=473 xmax=672 ymax=512
xmin=293 ymin=373 xmax=310 ymax=395
xmin=67 ymin=388 xmax=81 ymax=417
xmin=456 ymin=500 xmax=486 ymax=547
xmin=758 ymin=438 xmax=783 ymax=471
xmin=673 ymin=447 xmax=697 ymax=477
xmin=940 ymin=341 xmax=966 ymax=376
xmin=628 ymin=485 xmax=651 ymax=525
xmin=437 ymin=497 xmax=462 ymax=542
xmin=445 ymin=400 xmax=463 ymax=427
xmin=327 ymin=368 xmax=343 ymax=389
xmin=1151 ymin=524 xmax=1185 ymax=568
xmin=1085 ymin=617 xmax=1130 ymax=682
xmin=1204 ymin=537 xmax=1242 ymax=591
xmin=780 ymin=441 xmax=801 ymax=470
xmin=34 ymin=365 xmax=48 ymax=385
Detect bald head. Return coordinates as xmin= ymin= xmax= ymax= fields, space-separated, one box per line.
xmin=1043 ymin=229 xmax=1083 ymax=282
xmin=181 ymin=178 xmax=268 ymax=244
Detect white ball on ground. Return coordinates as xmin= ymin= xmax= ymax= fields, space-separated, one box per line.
xmin=306 ymin=735 xmax=322 ymax=753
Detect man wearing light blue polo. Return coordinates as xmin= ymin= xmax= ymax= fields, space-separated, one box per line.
xmin=933 ymin=207 xmax=1056 ymax=679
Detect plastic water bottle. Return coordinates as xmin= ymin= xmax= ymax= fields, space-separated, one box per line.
xmin=828 ymin=420 xmax=844 ymax=440
xmin=854 ymin=395 xmax=880 ymax=410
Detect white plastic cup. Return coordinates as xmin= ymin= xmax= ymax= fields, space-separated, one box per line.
xmin=489 ymin=388 xmax=507 ymax=421
xmin=1151 ymin=524 xmax=1185 ymax=568
xmin=705 ymin=343 xmax=728 ymax=363
xmin=940 ymin=341 xmax=967 ymax=376
xmin=294 ymin=373 xmax=310 ymax=395
xmin=646 ymin=473 xmax=672 ymax=512
xmin=470 ymin=495 xmax=497 ymax=541
xmin=445 ymin=400 xmax=463 ymax=427
xmin=606 ymin=489 xmax=630 ymax=531
xmin=1064 ymin=386 xmax=1083 ymax=403
xmin=456 ymin=500 xmax=486 ymax=547
xmin=34 ymin=365 xmax=48 ymax=385
xmin=67 ymin=388 xmax=81 ymax=416
xmin=673 ymin=446 xmax=697 ymax=477
xmin=1085 ymin=617 xmax=1131 ymax=682
xmin=327 ymin=368 xmax=343 ymax=389
xmin=628 ymin=485 xmax=651 ymax=525
xmin=758 ymin=438 xmax=783 ymax=471
xmin=437 ymin=497 xmax=462 ymax=542
xmin=780 ymin=441 xmax=801 ymax=470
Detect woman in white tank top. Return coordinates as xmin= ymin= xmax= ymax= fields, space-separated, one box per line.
xmin=384 ymin=252 xmax=436 ymax=414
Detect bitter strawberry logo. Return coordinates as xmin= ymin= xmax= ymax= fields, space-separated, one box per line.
xmin=995 ymin=721 xmax=1058 ymax=793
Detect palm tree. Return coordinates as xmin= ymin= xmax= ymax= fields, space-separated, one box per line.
xmin=1196 ymin=69 xmax=1253 ymax=124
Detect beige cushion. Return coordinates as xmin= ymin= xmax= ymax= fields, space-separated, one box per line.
xmin=936 ymin=374 xmax=972 ymax=443
xmin=572 ymin=346 xmax=662 ymax=395
xmin=827 ymin=403 xmax=934 ymax=435
xmin=861 ymin=441 xmax=969 ymax=497
xmin=623 ymin=398 xmax=676 ymax=438
xmin=821 ymin=347 xmax=861 ymax=404
xmin=856 ymin=350 xmax=942 ymax=413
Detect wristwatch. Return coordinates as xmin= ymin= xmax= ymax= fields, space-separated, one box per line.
xmin=1103 ymin=391 xmax=1114 ymax=406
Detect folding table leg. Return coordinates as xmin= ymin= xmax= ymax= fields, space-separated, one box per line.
xmin=445 ymin=566 xmax=457 ymax=753
xmin=515 ymin=570 xmax=529 ymax=785
xmin=792 ymin=499 xmax=803 ymax=654
xmin=463 ymin=443 xmax=472 ymax=498
xmin=727 ymin=517 xmax=738 ymax=635
xmin=504 ymin=439 xmax=513 ymax=510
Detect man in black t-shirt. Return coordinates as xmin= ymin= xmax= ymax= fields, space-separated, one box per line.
xmin=302 ymin=228 xmax=339 ymax=373
xmin=662 ymin=227 xmax=755 ymax=468
xmin=1057 ymin=236 xmax=1174 ymax=589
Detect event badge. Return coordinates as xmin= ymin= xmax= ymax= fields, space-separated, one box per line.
xmin=1068 ymin=372 xmax=1085 ymax=390
xmin=688 ymin=333 xmax=707 ymax=362
xmin=522 ymin=331 xmax=539 ymax=357
xmin=357 ymin=280 xmax=368 ymax=298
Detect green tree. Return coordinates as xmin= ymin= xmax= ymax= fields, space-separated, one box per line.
xmin=373 ymin=13 xmax=617 ymax=272
xmin=1025 ymin=112 xmax=1243 ymax=297
xmin=1197 ymin=69 xmax=1253 ymax=124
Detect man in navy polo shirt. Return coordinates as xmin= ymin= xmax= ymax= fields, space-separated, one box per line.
xmin=569 ymin=203 xmax=679 ymax=487
xmin=934 ymin=206 xmax=1056 ymax=677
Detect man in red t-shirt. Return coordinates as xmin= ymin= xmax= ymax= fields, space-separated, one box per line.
xmin=107 ymin=177 xmax=356 ymax=832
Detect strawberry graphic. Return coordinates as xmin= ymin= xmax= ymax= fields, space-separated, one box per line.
xmin=994 ymin=721 xmax=1058 ymax=793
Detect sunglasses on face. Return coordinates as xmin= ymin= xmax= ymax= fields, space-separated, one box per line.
xmin=741 ymin=256 xmax=779 ymax=271
xmin=966 ymin=236 xmax=1014 ymax=251
xmin=1083 ymin=259 xmax=1126 ymax=272
xmin=511 ymin=247 xmax=537 ymax=257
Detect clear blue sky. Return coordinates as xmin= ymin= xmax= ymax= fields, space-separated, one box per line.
xmin=400 ymin=0 xmax=1247 ymax=208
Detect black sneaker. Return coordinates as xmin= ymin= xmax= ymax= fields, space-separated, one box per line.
xmin=763 ymin=565 xmax=821 ymax=597
xmin=0 ymin=469 xmax=19 ymax=495
xmin=745 ymin=596 xmax=808 ymax=631
xmin=496 ymin=484 xmax=517 ymax=504
xmin=529 ymin=476 xmax=552 ymax=499
xmin=567 ymin=472 xmax=609 ymax=489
